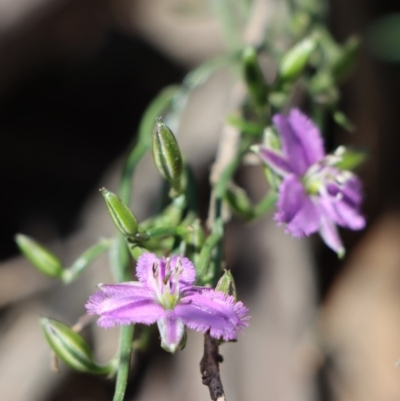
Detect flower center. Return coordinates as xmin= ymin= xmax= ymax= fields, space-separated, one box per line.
xmin=303 ymin=148 xmax=349 ymax=197
xmin=151 ymin=258 xmax=183 ymax=310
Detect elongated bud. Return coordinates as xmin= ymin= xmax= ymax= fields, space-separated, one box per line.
xmin=15 ymin=234 xmax=63 ymax=278
xmin=242 ymin=47 xmax=268 ymax=106
xmin=153 ymin=117 xmax=183 ymax=193
xmin=215 ymin=270 xmax=237 ymax=301
xmin=40 ymin=318 xmax=111 ymax=374
xmin=100 ymin=188 xmax=138 ymax=237
xmin=279 ymin=36 xmax=317 ymax=82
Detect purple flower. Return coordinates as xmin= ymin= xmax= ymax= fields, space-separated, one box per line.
xmin=86 ymin=253 xmax=249 ymax=352
xmin=256 ymin=108 xmax=365 ymax=256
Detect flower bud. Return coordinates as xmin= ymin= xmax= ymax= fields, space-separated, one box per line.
xmin=100 ymin=188 xmax=138 ymax=237
xmin=152 ymin=117 xmax=183 ymax=193
xmin=15 ymin=234 xmax=63 ymax=278
xmin=40 ymin=318 xmax=111 ymax=374
xmin=215 ymin=270 xmax=237 ymax=301
xmin=279 ymin=36 xmax=317 ymax=82
xmin=242 ymin=46 xmax=268 ymax=106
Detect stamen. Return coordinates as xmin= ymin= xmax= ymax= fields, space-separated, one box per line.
xmin=175 ymin=258 xmax=183 ymax=276
xmin=163 ymin=272 xmax=172 ymax=285
xmin=152 ymin=263 xmax=158 ymax=278
xmin=336 ymin=172 xmax=351 ymax=185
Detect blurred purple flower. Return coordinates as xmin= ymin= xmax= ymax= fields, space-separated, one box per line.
xmin=256 ymin=108 xmax=365 ymax=256
xmin=86 ymin=253 xmax=249 ymax=352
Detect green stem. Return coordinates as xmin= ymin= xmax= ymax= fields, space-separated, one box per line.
xmin=110 ymin=86 xmax=179 ymax=401
xmin=112 ymin=325 xmax=135 ymax=401
xmin=196 ymin=217 xmax=224 ymax=283
xmin=62 ymin=239 xmax=111 ymax=284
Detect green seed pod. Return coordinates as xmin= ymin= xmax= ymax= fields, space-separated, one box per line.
xmin=242 ymin=46 xmax=268 ymax=106
xmin=40 ymin=318 xmax=111 ymax=374
xmin=215 ymin=270 xmax=237 ymax=301
xmin=15 ymin=234 xmax=63 ymax=278
xmin=100 ymin=188 xmax=138 ymax=238
xmin=279 ymin=36 xmax=317 ymax=82
xmin=152 ymin=117 xmax=183 ymax=193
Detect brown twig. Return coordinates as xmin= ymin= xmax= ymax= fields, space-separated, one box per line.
xmin=200 ymin=332 xmax=225 ymax=401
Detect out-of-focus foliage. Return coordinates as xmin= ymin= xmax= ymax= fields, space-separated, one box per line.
xmin=366 ymin=13 xmax=400 ymax=62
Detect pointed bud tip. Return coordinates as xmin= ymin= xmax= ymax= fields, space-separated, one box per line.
xmin=216 ymin=269 xmax=237 ymax=300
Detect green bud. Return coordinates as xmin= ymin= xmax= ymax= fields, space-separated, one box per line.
xmin=215 ymin=270 xmax=237 ymax=301
xmin=15 ymin=234 xmax=63 ymax=278
xmin=152 ymin=117 xmax=183 ymax=193
xmin=242 ymin=47 xmax=268 ymax=106
xmin=279 ymin=36 xmax=317 ymax=82
xmin=100 ymin=188 xmax=138 ymax=237
xmin=40 ymin=318 xmax=111 ymax=374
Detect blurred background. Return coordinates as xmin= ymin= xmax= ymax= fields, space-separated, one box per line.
xmin=1 ymin=0 xmax=400 ymax=400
